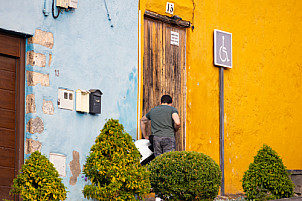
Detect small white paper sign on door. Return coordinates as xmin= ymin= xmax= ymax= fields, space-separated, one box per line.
xmin=171 ymin=31 xmax=179 ymax=46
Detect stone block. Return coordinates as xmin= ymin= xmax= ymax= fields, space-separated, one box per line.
xmin=26 ymin=117 xmax=44 ymax=134
xmin=49 ymin=54 xmax=52 ymax=67
xmin=26 ymin=71 xmax=49 ymax=87
xmin=69 ymin=151 xmax=81 ymax=186
xmin=26 ymin=51 xmax=46 ymax=67
xmin=25 ymin=138 xmax=42 ymax=154
xmin=26 ymin=94 xmax=36 ymax=114
xmin=28 ymin=29 xmax=54 ymax=49
xmin=42 ymin=100 xmax=54 ymax=115
xmin=288 ymin=170 xmax=302 ymax=195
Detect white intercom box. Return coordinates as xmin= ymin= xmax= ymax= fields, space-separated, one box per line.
xmin=58 ymin=88 xmax=74 ymax=111
xmin=76 ymin=89 xmax=90 ymax=113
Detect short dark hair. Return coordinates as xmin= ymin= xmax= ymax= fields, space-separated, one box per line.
xmin=161 ymin=95 xmax=172 ymax=104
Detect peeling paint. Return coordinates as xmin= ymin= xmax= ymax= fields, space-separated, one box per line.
xmin=117 ymin=67 xmax=138 ymax=138
xmin=69 ymin=151 xmax=81 ymax=186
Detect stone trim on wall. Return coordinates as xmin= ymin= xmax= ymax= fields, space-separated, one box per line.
xmin=25 ymin=29 xmax=55 ymax=158
xmin=27 ymin=29 xmax=54 ymax=49
xmin=26 ymin=94 xmax=36 ymax=114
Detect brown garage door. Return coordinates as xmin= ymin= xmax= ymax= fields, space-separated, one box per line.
xmin=0 ymin=32 xmax=25 ymax=200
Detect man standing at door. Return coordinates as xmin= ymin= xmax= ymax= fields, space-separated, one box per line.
xmin=140 ymin=95 xmax=181 ymax=157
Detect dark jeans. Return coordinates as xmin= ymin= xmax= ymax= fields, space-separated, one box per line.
xmin=153 ymin=136 xmax=176 ymax=157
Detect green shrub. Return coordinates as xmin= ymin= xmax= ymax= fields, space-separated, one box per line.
xmin=10 ymin=151 xmax=67 ymax=200
xmin=242 ymin=144 xmax=294 ymax=200
xmin=148 ymin=151 xmax=222 ymax=201
xmin=83 ymin=119 xmax=151 ymax=200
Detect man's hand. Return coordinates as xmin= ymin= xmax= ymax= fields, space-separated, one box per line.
xmin=140 ymin=115 xmax=149 ymax=139
xmin=172 ymin=113 xmax=181 ymax=132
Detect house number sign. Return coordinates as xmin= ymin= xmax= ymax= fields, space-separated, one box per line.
xmin=166 ymin=2 xmax=174 ymax=14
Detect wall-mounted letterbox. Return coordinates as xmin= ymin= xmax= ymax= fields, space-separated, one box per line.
xmin=89 ymin=89 xmax=103 ymax=114
xmin=76 ymin=89 xmax=90 ymax=113
xmin=58 ymin=88 xmax=74 ymax=110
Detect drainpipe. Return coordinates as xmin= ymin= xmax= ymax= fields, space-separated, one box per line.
xmin=219 ymin=67 xmax=225 ymax=195
xmin=43 ymin=0 xmax=50 ymax=16
xmin=137 ymin=10 xmax=142 ymax=140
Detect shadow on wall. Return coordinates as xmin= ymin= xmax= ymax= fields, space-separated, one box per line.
xmin=117 ymin=67 xmax=138 ymax=139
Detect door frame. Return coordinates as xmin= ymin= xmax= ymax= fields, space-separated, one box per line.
xmin=15 ymin=36 xmax=25 ymax=175
xmin=138 ymin=10 xmax=190 ymax=150
xmin=0 ymin=31 xmax=25 ymax=187
xmin=144 ymin=11 xmax=191 ymax=28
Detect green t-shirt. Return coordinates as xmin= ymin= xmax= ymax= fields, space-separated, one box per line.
xmin=146 ymin=105 xmax=178 ymax=137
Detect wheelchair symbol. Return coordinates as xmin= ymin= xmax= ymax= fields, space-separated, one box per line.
xmin=219 ymin=36 xmax=230 ymax=62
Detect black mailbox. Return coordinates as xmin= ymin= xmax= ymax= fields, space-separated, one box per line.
xmin=89 ymin=89 xmax=103 ymax=114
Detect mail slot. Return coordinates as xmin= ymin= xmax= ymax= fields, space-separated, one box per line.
xmin=89 ymin=89 xmax=103 ymax=114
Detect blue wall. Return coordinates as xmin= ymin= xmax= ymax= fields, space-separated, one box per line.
xmin=1 ymin=0 xmax=138 ymax=200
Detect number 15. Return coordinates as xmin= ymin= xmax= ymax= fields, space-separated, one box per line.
xmin=166 ymin=2 xmax=174 ymax=14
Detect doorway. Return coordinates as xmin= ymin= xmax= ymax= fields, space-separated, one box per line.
xmin=0 ymin=32 xmax=25 ymax=200
xmin=142 ymin=12 xmax=188 ymax=151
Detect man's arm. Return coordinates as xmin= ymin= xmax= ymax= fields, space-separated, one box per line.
xmin=140 ymin=115 xmax=149 ymax=140
xmin=172 ymin=113 xmax=181 ymax=132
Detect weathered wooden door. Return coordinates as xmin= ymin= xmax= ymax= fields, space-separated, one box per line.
xmin=143 ymin=14 xmax=187 ymax=151
xmin=0 ymin=32 xmax=25 ymax=200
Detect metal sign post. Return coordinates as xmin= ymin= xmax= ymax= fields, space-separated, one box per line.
xmin=214 ymin=29 xmax=232 ymax=195
xmin=219 ymin=67 xmax=225 ymax=195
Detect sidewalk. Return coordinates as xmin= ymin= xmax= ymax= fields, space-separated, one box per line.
xmin=143 ymin=194 xmax=302 ymax=201
xmin=272 ymin=197 xmax=302 ymax=201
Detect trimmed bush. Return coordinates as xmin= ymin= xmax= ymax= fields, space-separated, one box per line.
xmin=242 ymin=144 xmax=294 ymax=200
xmin=83 ymin=119 xmax=151 ymax=200
xmin=148 ymin=151 xmax=222 ymax=201
xmin=10 ymin=151 xmax=67 ymax=200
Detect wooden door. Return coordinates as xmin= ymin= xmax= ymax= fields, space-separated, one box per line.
xmin=143 ymin=15 xmax=186 ymax=151
xmin=0 ymin=32 xmax=25 ymax=200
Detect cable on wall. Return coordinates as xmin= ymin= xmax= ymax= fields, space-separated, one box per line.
xmin=104 ymin=0 xmax=113 ymax=27
xmin=52 ymin=0 xmax=61 ymax=19
xmin=191 ymin=0 xmax=195 ymax=31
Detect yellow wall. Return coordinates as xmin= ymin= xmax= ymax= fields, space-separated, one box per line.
xmin=139 ymin=0 xmax=302 ymax=194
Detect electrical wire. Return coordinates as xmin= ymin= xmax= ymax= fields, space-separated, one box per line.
xmin=104 ymin=0 xmax=113 ymax=27
xmin=103 ymin=0 xmax=111 ymax=21
xmin=52 ymin=0 xmax=61 ymax=19
xmin=191 ymin=0 xmax=196 ymax=31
